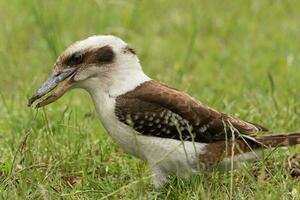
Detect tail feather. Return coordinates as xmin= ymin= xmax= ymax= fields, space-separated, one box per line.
xmin=252 ymin=132 xmax=300 ymax=148
xmin=200 ymin=132 xmax=300 ymax=166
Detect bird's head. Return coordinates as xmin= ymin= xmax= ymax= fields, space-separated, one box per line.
xmin=28 ymin=35 xmax=141 ymax=108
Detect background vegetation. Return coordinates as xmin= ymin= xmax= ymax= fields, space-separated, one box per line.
xmin=0 ymin=0 xmax=300 ymax=199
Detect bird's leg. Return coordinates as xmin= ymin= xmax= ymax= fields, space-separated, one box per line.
xmin=151 ymin=167 xmax=168 ymax=188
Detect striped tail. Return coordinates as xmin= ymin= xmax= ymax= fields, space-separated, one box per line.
xmin=253 ymin=132 xmax=300 ymax=148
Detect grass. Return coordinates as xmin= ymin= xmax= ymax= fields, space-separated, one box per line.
xmin=0 ymin=0 xmax=300 ymax=199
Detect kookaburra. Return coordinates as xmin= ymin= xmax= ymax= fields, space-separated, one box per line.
xmin=28 ymin=35 xmax=300 ymax=188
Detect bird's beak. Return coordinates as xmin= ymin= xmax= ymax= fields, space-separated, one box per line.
xmin=28 ymin=67 xmax=77 ymax=108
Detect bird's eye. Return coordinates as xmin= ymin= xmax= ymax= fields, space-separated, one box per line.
xmin=69 ymin=52 xmax=84 ymax=65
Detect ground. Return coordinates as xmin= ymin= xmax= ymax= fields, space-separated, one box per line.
xmin=0 ymin=0 xmax=300 ymax=199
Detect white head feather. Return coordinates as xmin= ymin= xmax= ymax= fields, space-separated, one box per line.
xmin=59 ymin=35 xmax=150 ymax=97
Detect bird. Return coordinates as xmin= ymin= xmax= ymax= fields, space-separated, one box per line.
xmin=28 ymin=35 xmax=300 ymax=188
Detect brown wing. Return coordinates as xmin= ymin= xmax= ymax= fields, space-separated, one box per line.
xmin=115 ymin=80 xmax=267 ymax=143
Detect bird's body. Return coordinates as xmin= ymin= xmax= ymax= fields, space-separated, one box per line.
xmin=83 ymin=74 xmax=208 ymax=187
xmin=28 ymin=35 xmax=300 ymax=188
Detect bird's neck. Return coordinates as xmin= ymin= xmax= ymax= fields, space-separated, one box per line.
xmin=80 ymin=68 xmax=151 ymax=153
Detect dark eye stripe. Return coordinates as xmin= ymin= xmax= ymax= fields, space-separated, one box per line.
xmin=95 ymin=45 xmax=115 ymax=64
xmin=62 ymin=45 xmax=115 ymax=67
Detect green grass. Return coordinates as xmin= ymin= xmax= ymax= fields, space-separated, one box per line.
xmin=1 ymin=0 xmax=300 ymax=199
